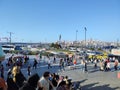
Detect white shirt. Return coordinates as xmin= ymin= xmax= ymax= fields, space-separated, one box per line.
xmin=39 ymin=76 xmax=49 ymax=90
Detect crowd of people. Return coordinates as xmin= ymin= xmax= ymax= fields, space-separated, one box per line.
xmin=90 ymin=57 xmax=120 ymax=71
xmin=0 ymin=53 xmax=81 ymax=90
xmin=0 ymin=53 xmax=120 ymax=90
xmin=0 ymin=64 xmax=75 ymax=90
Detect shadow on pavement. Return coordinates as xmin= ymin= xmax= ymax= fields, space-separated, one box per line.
xmin=72 ymin=79 xmax=88 ymax=90
xmin=82 ymin=82 xmax=120 ymax=90
xmin=88 ymin=69 xmax=100 ymax=73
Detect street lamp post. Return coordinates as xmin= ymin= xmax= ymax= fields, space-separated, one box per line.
xmin=7 ymin=32 xmax=13 ymax=44
xmin=76 ymin=30 xmax=78 ymax=42
xmin=75 ymin=30 xmax=78 ymax=52
xmin=84 ymin=27 xmax=87 ymax=60
xmin=84 ymin=27 xmax=87 ymax=48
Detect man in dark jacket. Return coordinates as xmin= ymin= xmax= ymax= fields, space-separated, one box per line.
xmin=19 ymin=73 xmax=40 ymax=90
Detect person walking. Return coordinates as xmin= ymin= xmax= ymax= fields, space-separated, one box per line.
xmin=27 ymin=65 xmax=31 ymax=78
xmin=53 ymin=56 xmax=56 ymax=64
xmin=81 ymin=59 xmax=85 ymax=72
xmin=59 ymin=59 xmax=65 ymax=71
xmin=114 ymin=59 xmax=119 ymax=71
xmin=48 ymin=59 xmax=52 ymax=69
xmin=99 ymin=61 xmax=104 ymax=71
xmin=33 ymin=59 xmax=38 ymax=69
xmin=84 ymin=61 xmax=88 ymax=72
xmin=94 ymin=59 xmax=97 ymax=68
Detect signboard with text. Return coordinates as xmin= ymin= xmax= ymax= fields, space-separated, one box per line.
xmin=111 ymin=49 xmax=120 ymax=56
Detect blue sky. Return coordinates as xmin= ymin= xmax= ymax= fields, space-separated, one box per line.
xmin=0 ymin=0 xmax=120 ymax=43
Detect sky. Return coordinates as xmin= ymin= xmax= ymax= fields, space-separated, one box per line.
xmin=0 ymin=0 xmax=120 ymax=43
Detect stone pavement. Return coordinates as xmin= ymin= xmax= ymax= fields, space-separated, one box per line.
xmin=58 ymin=64 xmax=120 ymax=90
xmin=20 ymin=62 xmax=120 ymax=90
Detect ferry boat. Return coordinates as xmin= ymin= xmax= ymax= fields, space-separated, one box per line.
xmin=2 ymin=44 xmax=15 ymax=51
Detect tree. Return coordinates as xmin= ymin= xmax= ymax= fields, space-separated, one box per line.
xmin=50 ymin=43 xmax=62 ymax=49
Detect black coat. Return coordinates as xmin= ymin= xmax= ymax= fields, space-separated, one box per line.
xmin=19 ymin=73 xmax=39 ymax=90
xmin=7 ymin=77 xmax=19 ymax=90
xmin=15 ymin=71 xmax=26 ymax=88
xmin=19 ymin=83 xmax=36 ymax=90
